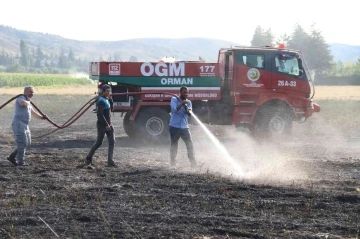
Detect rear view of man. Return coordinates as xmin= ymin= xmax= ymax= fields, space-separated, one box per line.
xmin=85 ymin=84 xmax=117 ymax=168
xmin=169 ymin=86 xmax=197 ymax=168
xmin=6 ymin=86 xmax=47 ymax=166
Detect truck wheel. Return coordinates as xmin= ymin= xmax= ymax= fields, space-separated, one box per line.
xmin=252 ymin=106 xmax=292 ymax=137
xmin=123 ymin=112 xmax=136 ymax=138
xmin=134 ymin=107 xmax=170 ymax=143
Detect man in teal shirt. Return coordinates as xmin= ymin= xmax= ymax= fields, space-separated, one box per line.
xmin=169 ymin=86 xmax=197 ymax=168
xmin=85 ymin=84 xmax=116 ymax=168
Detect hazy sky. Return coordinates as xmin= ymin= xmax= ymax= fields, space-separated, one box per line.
xmin=1 ymin=0 xmax=357 ymax=45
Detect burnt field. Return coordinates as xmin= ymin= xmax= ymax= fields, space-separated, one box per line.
xmin=0 ymin=93 xmax=359 ymax=239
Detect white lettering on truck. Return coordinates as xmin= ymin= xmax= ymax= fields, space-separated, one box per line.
xmin=140 ymin=62 xmax=185 ymax=76
xmin=161 ymin=78 xmax=193 ymax=85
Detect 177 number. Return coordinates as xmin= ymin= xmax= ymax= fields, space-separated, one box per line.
xmin=200 ymin=66 xmax=215 ymax=72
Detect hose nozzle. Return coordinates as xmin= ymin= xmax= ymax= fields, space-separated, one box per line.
xmin=184 ymin=105 xmax=192 ymax=117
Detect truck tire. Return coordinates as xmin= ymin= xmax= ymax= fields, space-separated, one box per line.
xmin=252 ymin=106 xmax=292 ymax=138
xmin=134 ymin=107 xmax=170 ymax=143
xmin=123 ymin=112 xmax=136 ymax=138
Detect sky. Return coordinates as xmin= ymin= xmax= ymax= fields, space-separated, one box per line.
xmin=1 ymin=0 xmax=358 ymax=45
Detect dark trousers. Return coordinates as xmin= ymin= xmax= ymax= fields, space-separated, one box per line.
xmin=87 ymin=125 xmax=115 ymax=163
xmin=169 ymin=126 xmax=195 ymax=163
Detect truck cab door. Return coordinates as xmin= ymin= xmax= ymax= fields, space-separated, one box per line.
xmin=233 ymin=51 xmax=272 ymax=105
xmin=221 ymin=51 xmax=233 ymax=104
xmin=271 ymin=53 xmax=311 ymax=95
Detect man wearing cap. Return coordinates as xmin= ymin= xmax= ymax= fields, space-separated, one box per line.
xmin=85 ymin=84 xmax=117 ymax=168
xmin=6 ymin=86 xmax=47 ymax=166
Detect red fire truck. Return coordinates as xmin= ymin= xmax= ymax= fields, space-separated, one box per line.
xmin=89 ymin=44 xmax=320 ymax=141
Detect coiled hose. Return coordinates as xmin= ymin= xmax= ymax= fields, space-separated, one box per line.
xmin=0 ymin=92 xmax=181 ymax=139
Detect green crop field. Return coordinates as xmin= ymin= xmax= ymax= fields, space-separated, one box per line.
xmin=0 ymin=73 xmax=93 ymax=87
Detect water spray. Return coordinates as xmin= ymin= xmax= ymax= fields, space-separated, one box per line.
xmin=171 ymin=102 xmax=243 ymax=177
xmin=190 ymin=113 xmax=245 ymax=178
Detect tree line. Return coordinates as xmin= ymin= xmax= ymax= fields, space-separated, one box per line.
xmin=250 ymin=23 xmax=360 ymax=77
xmin=1 ymin=25 xmax=359 ymax=78
xmin=0 ymin=40 xmax=138 ymax=74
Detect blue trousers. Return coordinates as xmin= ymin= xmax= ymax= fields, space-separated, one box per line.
xmin=9 ymin=120 xmax=31 ymax=163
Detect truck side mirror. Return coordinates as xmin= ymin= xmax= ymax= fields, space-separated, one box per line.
xmin=298 ymin=69 xmax=304 ymax=78
xmin=298 ymin=58 xmax=303 ymax=69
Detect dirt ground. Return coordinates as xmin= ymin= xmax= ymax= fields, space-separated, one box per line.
xmin=0 ymin=94 xmax=359 ymax=239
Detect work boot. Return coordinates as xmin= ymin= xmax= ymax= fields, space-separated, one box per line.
xmin=85 ymin=157 xmax=93 ymax=165
xmin=84 ymin=157 xmax=95 ymax=169
xmin=107 ymin=161 xmax=117 ymax=167
xmin=17 ymin=162 xmax=29 ymax=166
xmin=87 ymin=164 xmax=95 ymax=170
xmin=6 ymin=156 xmax=18 ymax=166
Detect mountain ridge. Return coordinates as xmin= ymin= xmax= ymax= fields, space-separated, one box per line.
xmin=0 ymin=25 xmax=359 ymax=63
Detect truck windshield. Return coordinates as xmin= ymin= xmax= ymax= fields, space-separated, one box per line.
xmin=275 ymin=55 xmax=300 ymax=76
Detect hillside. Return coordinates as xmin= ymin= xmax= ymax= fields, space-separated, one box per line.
xmin=330 ymin=43 xmax=360 ymax=62
xmin=0 ymin=25 xmax=359 ymax=63
xmin=0 ymin=25 xmax=239 ymax=62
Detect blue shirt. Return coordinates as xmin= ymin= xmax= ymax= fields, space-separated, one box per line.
xmin=98 ymin=96 xmax=111 ymax=110
xmin=97 ymin=96 xmax=111 ymax=126
xmin=169 ymin=96 xmax=192 ymax=129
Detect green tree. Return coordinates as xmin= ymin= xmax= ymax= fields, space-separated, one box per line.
xmin=307 ymin=25 xmax=333 ymax=74
xmin=288 ymin=23 xmax=333 ymax=74
xmin=68 ymin=47 xmax=75 ymax=62
xmin=129 ymin=55 xmax=138 ymax=62
xmin=6 ymin=64 xmax=26 ymax=73
xmin=0 ymin=48 xmax=7 ymax=65
xmin=58 ymin=47 xmax=68 ymax=68
xmin=250 ymin=26 xmax=274 ymax=46
xmin=250 ymin=26 xmax=266 ymax=46
xmin=113 ymin=52 xmax=121 ymax=61
xmin=287 ymin=23 xmax=310 ymax=53
xmin=35 ymin=45 xmax=44 ymax=67
xmin=20 ymin=39 xmax=30 ymax=67
xmin=264 ymin=28 xmax=275 ymax=45
xmin=354 ymin=57 xmax=360 ymax=75
xmin=30 ymin=47 xmax=36 ymax=67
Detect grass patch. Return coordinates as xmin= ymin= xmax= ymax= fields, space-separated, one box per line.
xmin=0 ymin=85 xmax=97 ymax=95
xmin=298 ymin=99 xmax=360 ymax=137
xmin=6 ymin=195 xmax=35 ymax=207
xmin=0 ymin=73 xmax=93 ymax=87
xmin=313 ymin=86 xmax=360 ymax=100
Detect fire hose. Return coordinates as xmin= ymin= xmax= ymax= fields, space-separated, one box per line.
xmin=0 ymin=92 xmax=183 ymax=139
